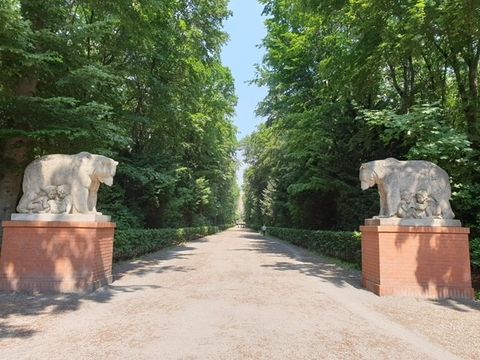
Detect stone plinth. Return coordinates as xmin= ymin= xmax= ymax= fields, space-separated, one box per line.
xmin=360 ymin=225 xmax=474 ymax=299
xmin=0 ymin=221 xmax=115 ymax=293
xmin=11 ymin=213 xmax=111 ymax=222
xmin=364 ymin=217 xmax=462 ymax=227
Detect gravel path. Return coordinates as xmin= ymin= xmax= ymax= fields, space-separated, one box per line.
xmin=0 ymin=227 xmax=479 ymax=359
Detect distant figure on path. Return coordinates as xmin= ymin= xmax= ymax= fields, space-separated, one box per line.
xmin=261 ymin=224 xmax=267 ymax=236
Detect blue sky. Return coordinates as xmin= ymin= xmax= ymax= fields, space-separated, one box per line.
xmin=220 ymin=0 xmax=268 ymax=186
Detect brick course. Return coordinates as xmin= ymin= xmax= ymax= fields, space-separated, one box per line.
xmin=0 ymin=221 xmax=115 ymax=293
xmin=360 ymin=225 xmax=474 ymax=299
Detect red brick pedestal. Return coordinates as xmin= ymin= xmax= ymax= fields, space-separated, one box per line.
xmin=0 ymin=221 xmax=115 ymax=293
xmin=360 ymin=225 xmax=474 ymax=299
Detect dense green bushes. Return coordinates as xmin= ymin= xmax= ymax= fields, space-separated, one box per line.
xmin=266 ymin=227 xmax=361 ymax=265
xmin=472 ymin=238 xmax=480 ymax=298
xmin=266 ymin=227 xmax=480 ymax=276
xmin=0 ymin=0 xmax=239 ymax=228
xmin=114 ymin=225 xmax=231 ymax=261
xmin=471 ymin=238 xmax=480 ymax=269
xmin=243 ymin=1 xmax=480 ymax=234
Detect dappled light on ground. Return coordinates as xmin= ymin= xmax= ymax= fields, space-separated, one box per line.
xmin=0 ymin=228 xmax=478 ymax=359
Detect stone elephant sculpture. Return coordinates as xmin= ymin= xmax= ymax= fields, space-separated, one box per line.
xmin=359 ymin=158 xmax=455 ymax=219
xmin=17 ymin=152 xmax=118 ymax=214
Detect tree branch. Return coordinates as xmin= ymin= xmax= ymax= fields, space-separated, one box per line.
xmin=387 ymin=61 xmax=404 ymax=97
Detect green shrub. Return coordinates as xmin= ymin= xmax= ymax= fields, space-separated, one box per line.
xmin=470 ymin=238 xmax=480 ymax=268
xmin=266 ymin=227 xmax=361 ymax=265
xmin=246 ymin=223 xmax=261 ymax=231
xmin=114 ymin=225 xmax=232 ymax=261
xmin=268 ymin=228 xmax=480 ymax=275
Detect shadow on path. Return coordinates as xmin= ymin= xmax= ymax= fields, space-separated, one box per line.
xmin=114 ymin=244 xmax=197 ymax=281
xmin=233 ymin=228 xmax=362 ymax=290
xmin=0 ymin=323 xmax=35 ymax=339
xmin=0 ymin=242 xmax=199 ymax=339
xmin=236 ymin=228 xmax=480 ymax=311
xmin=0 ymin=284 xmax=161 ymax=340
xmin=426 ymin=298 xmax=480 ymax=312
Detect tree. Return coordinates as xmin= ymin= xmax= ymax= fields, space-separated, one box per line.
xmin=244 ymin=0 xmax=480 ymax=233
xmin=0 ymin=0 xmax=239 ymax=228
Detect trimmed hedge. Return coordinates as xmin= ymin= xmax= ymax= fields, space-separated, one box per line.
xmin=469 ymin=238 xmax=480 ymax=299
xmin=266 ymin=227 xmax=362 ymax=265
xmin=471 ymin=238 xmax=480 ymax=268
xmin=265 ymin=227 xmax=480 ymax=273
xmin=114 ymin=225 xmax=231 ymax=261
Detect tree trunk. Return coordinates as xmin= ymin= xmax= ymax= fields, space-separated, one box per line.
xmin=0 ymin=138 xmax=30 ymax=223
xmin=0 ymin=77 xmax=37 ymax=225
xmin=466 ymin=56 xmax=479 ymax=149
xmin=387 ymin=58 xmax=416 ymax=114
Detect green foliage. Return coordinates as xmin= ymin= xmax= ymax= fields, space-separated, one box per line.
xmin=243 ymin=0 xmax=480 ymax=234
xmin=470 ymin=237 xmax=480 ymax=297
xmin=361 ymin=105 xmax=472 ymax=167
xmin=96 ymin=184 xmax=144 ymax=229
xmin=266 ymin=226 xmax=361 ymax=266
xmin=114 ymin=225 xmax=232 ymax=261
xmin=471 ymin=238 xmax=480 ymax=269
xmin=0 ymin=0 xmax=239 ymax=228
